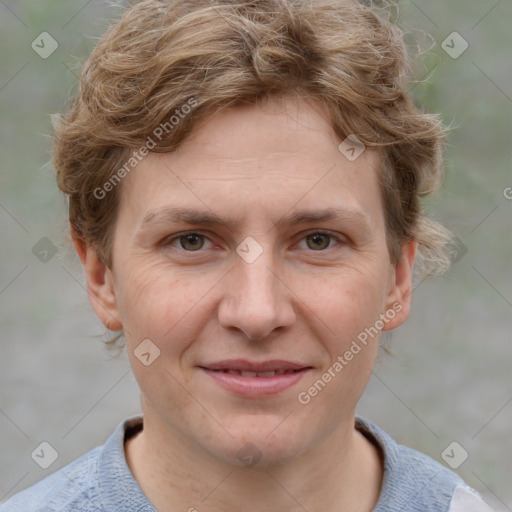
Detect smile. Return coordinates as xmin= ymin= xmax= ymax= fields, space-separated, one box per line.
xmin=199 ymin=360 xmax=312 ymax=397
xmin=209 ymin=368 xmax=301 ymax=377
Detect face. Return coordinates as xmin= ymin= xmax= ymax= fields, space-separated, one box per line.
xmin=81 ymin=94 xmax=414 ymax=467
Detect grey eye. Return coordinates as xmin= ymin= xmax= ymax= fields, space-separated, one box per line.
xmin=305 ymin=233 xmax=331 ymax=250
xmin=179 ymin=233 xmax=205 ymax=251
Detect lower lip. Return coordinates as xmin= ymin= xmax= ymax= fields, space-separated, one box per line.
xmin=200 ymin=368 xmax=310 ymax=397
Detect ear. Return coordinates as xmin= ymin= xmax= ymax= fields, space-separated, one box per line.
xmin=381 ymin=240 xmax=416 ymax=332
xmin=72 ymin=230 xmax=123 ymax=331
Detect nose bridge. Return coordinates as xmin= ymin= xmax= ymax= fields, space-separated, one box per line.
xmin=238 ymin=248 xmax=277 ymax=303
xmin=218 ymin=241 xmax=295 ymax=340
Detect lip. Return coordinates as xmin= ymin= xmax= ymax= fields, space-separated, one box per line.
xmin=199 ymin=359 xmax=312 ymax=397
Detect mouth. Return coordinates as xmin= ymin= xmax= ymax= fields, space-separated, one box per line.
xmin=198 ymin=360 xmax=312 ymax=397
xmin=207 ymin=368 xmax=302 ymax=377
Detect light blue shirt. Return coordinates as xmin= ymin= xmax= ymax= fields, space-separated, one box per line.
xmin=0 ymin=415 xmax=493 ymax=511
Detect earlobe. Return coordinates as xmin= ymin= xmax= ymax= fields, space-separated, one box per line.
xmin=382 ymin=241 xmax=416 ymax=332
xmin=71 ymin=230 xmax=123 ymax=331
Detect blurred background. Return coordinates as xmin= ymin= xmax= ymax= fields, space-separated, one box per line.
xmin=1 ymin=0 xmax=511 ymax=509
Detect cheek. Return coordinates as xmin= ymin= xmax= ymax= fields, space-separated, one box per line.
xmin=116 ymin=261 xmax=216 ymax=351
xmin=115 ymin=247 xmax=391 ymax=355
xmin=308 ymin=266 xmax=390 ymax=340
xmin=308 ymin=272 xmax=388 ymax=402
xmin=297 ymin=275 xmax=385 ymax=420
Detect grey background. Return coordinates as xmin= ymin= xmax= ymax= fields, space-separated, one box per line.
xmin=1 ymin=0 xmax=511 ymax=509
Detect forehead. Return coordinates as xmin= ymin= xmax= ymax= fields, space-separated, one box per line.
xmin=118 ymin=95 xmax=384 ymax=230
xmin=171 ymin=95 xmax=369 ymax=173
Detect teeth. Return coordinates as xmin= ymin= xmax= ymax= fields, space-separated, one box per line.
xmin=258 ymin=371 xmax=276 ymax=377
xmin=215 ymin=369 xmax=302 ymax=377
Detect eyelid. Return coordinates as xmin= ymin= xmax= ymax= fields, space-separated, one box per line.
xmin=295 ymin=229 xmax=347 ymax=249
xmin=161 ymin=230 xmax=214 ymax=250
xmin=162 ymin=229 xmax=347 ymax=252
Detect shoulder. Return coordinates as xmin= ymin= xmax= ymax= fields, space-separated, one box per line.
xmin=448 ymin=486 xmax=495 ymax=512
xmin=0 ymin=416 xmax=149 ymax=512
xmin=355 ymin=417 xmax=495 ymax=512
xmin=0 ymin=446 xmax=103 ymax=512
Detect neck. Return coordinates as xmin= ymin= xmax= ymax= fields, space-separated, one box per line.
xmin=125 ymin=408 xmax=383 ymax=512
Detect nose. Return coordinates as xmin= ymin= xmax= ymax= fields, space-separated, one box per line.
xmin=217 ymin=247 xmax=296 ymax=341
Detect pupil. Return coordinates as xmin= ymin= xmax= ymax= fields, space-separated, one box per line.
xmin=179 ymin=234 xmax=329 ymax=251
xmin=308 ymin=234 xmax=329 ymax=250
xmin=182 ymin=234 xmax=203 ymax=251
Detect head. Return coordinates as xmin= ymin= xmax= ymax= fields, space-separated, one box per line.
xmin=53 ymin=0 xmax=453 ymax=466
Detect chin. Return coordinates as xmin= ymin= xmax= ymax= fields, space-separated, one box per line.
xmin=209 ymin=418 xmax=312 ymax=468
xmin=218 ymin=441 xmax=307 ymax=469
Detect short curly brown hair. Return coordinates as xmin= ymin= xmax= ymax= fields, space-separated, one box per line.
xmin=53 ymin=0 xmax=453 ymax=280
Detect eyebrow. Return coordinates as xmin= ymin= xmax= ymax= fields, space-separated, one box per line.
xmin=140 ymin=206 xmax=370 ymax=231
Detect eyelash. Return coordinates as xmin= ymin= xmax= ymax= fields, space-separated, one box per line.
xmin=161 ymin=230 xmax=346 ymax=253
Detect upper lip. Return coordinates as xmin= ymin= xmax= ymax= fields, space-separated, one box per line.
xmin=199 ymin=359 xmax=311 ymax=372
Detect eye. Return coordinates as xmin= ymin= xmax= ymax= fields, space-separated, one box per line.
xmin=162 ymin=230 xmax=345 ymax=254
xmin=299 ymin=231 xmax=344 ymax=251
xmin=163 ymin=232 xmax=212 ymax=252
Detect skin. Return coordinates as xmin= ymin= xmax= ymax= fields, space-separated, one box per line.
xmin=74 ymin=93 xmax=415 ymax=512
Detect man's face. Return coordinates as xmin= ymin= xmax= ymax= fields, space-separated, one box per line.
xmin=89 ymin=94 xmax=413 ymax=466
